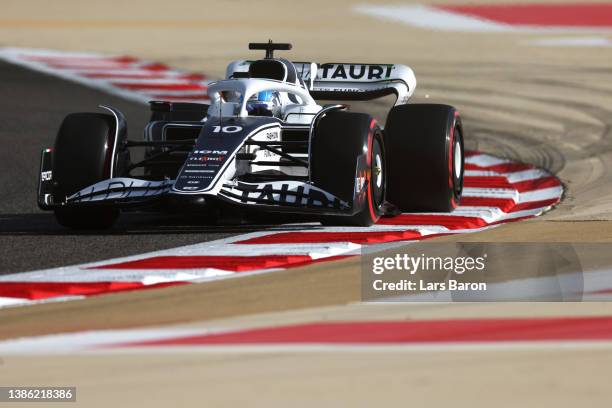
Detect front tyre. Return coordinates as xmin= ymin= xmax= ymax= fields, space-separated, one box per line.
xmin=52 ymin=113 xmax=122 ymax=229
xmin=384 ymin=104 xmax=464 ymax=212
xmin=311 ymin=111 xmax=385 ymax=226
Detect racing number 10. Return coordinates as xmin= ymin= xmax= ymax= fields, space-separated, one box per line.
xmin=212 ymin=125 xmax=242 ymax=133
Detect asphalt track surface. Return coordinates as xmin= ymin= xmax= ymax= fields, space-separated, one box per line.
xmin=0 ymin=60 xmax=266 ymax=273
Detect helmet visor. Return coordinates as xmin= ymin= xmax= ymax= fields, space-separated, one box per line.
xmin=255 ymin=90 xmax=274 ymax=102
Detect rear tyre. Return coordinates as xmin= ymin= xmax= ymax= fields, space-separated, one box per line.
xmin=52 ymin=113 xmax=121 ymax=229
xmin=311 ymin=111 xmax=385 ymax=226
xmin=384 ymin=104 xmax=463 ymax=212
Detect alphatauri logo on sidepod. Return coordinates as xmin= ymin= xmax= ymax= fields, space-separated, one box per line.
xmin=318 ymin=64 xmax=393 ymax=81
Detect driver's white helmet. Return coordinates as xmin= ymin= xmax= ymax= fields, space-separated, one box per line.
xmin=246 ymin=90 xmax=281 ymax=118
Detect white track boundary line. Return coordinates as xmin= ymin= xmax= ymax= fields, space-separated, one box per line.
xmin=0 ymin=48 xmax=150 ymax=104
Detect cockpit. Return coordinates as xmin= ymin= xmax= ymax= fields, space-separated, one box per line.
xmin=206 ymin=76 xmax=321 ymax=124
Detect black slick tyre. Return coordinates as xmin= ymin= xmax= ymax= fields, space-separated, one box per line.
xmin=52 ymin=113 xmax=120 ymax=229
xmin=311 ymin=111 xmax=386 ymax=226
xmin=384 ymin=104 xmax=463 ymax=212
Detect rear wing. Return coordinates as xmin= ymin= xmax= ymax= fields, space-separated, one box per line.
xmin=226 ymin=60 xmax=416 ymax=105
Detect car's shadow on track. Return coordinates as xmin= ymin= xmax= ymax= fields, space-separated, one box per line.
xmin=0 ymin=212 xmax=324 ymax=236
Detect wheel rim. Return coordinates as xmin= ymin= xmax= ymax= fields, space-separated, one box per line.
xmin=452 ymin=127 xmax=464 ymax=199
xmin=454 ymin=139 xmax=462 ymax=177
xmin=371 ymin=137 xmax=385 ymax=208
xmin=375 ymin=154 xmax=383 ymax=188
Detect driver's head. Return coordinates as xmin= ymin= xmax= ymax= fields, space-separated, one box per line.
xmin=246 ymin=90 xmax=280 ymax=117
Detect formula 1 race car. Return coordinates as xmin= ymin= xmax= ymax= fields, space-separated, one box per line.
xmin=37 ymin=41 xmax=464 ymax=229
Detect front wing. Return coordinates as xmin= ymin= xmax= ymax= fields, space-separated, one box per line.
xmin=38 ymin=145 xmax=368 ymax=216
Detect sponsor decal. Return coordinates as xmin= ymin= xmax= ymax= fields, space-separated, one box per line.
xmin=186 ymin=163 xmax=220 ymax=167
xmin=318 ymin=64 xmax=394 ymax=81
xmin=265 ymin=130 xmax=279 ymax=140
xmin=312 ymin=85 xmax=392 ymax=95
xmin=355 ymin=171 xmax=367 ymax=195
xmin=68 ymin=178 xmax=174 ymax=202
xmin=212 ymin=125 xmax=242 ymax=133
xmin=180 ymin=149 xmax=229 ymax=187
xmin=173 ymin=121 xmax=280 ymax=193
xmin=193 ymin=150 xmax=229 ymax=155
xmin=190 ymin=155 xmax=226 ymax=162
xmin=354 ymin=169 xmax=369 ymax=204
xmin=221 ymin=181 xmax=349 ymax=209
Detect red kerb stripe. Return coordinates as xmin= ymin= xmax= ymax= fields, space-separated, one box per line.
xmin=459 ymin=197 xmax=558 ymax=212
xmin=0 ymin=281 xmax=186 ymax=300
xmin=118 ymin=317 xmax=612 ymax=346
xmin=82 ymin=73 xmax=170 ymax=79
xmin=465 ymin=162 xmax=534 ymax=173
xmin=437 ymin=4 xmax=612 ymax=27
xmin=236 ymin=230 xmax=422 ymax=245
xmin=377 ymin=215 xmax=487 ymax=229
xmin=150 ymin=94 xmax=209 ymax=101
xmin=464 ymin=175 xmax=560 ymax=192
xmin=22 ymin=55 xmax=138 ymax=64
xmin=89 ymin=255 xmax=351 ymax=271
xmin=114 ymin=82 xmax=207 ymax=91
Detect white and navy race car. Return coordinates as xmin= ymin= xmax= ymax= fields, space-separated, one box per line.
xmin=38 ymin=41 xmax=464 ymax=229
